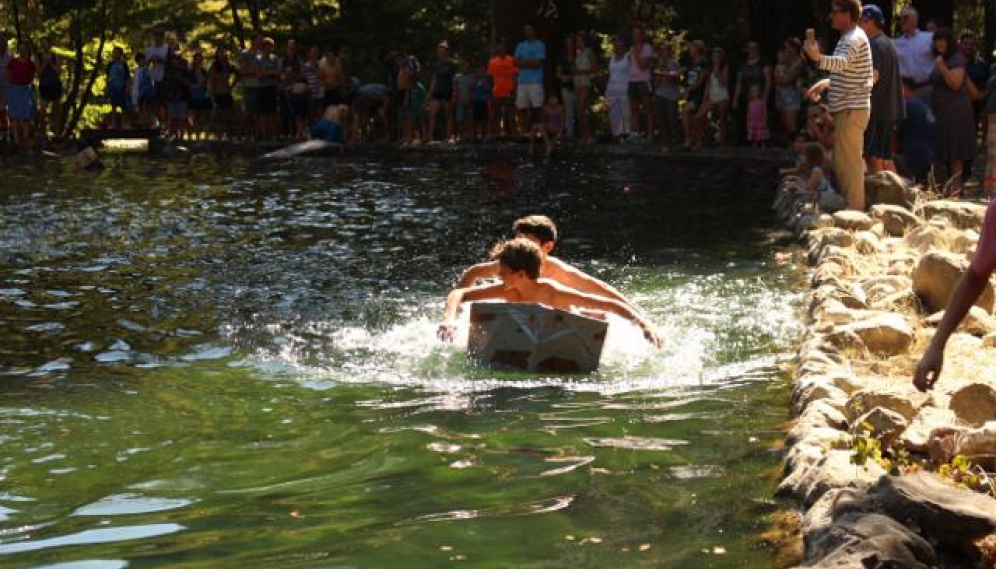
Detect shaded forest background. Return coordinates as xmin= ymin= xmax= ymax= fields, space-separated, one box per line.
xmin=0 ymin=0 xmax=991 ymax=137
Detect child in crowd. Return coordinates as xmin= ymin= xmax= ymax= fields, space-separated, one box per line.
xmin=439 ymin=237 xmax=663 ymax=347
xmin=778 ymin=131 xmax=809 ymax=178
xmin=106 ymin=46 xmax=130 ymax=129
xmin=746 ymin=84 xmax=769 ymax=148
xmin=801 ymin=142 xmax=844 ymax=213
xmin=471 ymin=64 xmax=492 ymax=141
xmin=454 ymin=59 xmax=476 ymax=142
xmin=131 ymin=53 xmax=154 ymax=128
xmin=531 ymin=94 xmax=563 ymax=156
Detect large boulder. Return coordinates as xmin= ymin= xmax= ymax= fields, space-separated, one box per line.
xmin=860 ymin=276 xmax=912 ymax=306
xmin=801 ymin=512 xmax=937 ymax=569
xmin=912 ymin=251 xmax=995 ymax=314
xmin=903 ymin=224 xmax=947 ymax=254
xmin=951 ymin=422 xmax=996 ymax=468
xmin=845 ymin=388 xmax=924 ymax=423
xmin=900 ymin=407 xmax=959 ymax=452
xmin=833 ymin=210 xmax=875 ymax=231
xmin=852 ymin=406 xmax=909 ymax=449
xmin=870 ymin=203 xmax=919 ymax=237
xmin=949 ymin=383 xmax=996 ymax=427
xmin=835 ymin=313 xmax=915 ymax=357
xmin=921 ymin=200 xmax=987 ymax=232
xmin=869 ymin=471 xmax=996 ymax=545
xmin=776 ymin=449 xmax=886 ymax=506
xmin=865 ymin=171 xmax=914 ymax=208
xmin=853 ymin=230 xmax=885 ymax=255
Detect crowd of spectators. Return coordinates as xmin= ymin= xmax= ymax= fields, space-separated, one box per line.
xmin=0 ymin=3 xmax=993 ymax=198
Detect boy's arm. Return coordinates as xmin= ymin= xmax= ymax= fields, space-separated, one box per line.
xmin=548 ymin=283 xmax=663 ymax=348
xmin=550 ymin=258 xmax=643 ymax=313
xmin=456 ymin=260 xmax=500 ymax=288
xmin=439 ymin=282 xmax=506 ymax=341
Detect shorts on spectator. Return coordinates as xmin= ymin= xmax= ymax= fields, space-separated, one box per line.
xmin=864 ymin=119 xmax=895 ymax=159
xmin=627 ymin=81 xmax=651 ymax=99
xmin=516 ymin=83 xmax=544 ymax=109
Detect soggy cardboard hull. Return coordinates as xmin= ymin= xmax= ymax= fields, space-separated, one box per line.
xmin=467 ymin=302 xmax=608 ymax=373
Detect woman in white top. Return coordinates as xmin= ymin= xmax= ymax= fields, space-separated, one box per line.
xmin=573 ymin=32 xmax=597 ymax=142
xmin=696 ymin=47 xmax=731 ymax=146
xmin=606 ymin=37 xmax=631 ymax=139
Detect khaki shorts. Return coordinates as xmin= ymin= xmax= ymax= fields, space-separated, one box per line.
xmin=516 ymin=83 xmax=544 ymax=109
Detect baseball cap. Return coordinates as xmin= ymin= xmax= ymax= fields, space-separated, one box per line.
xmin=862 ymin=4 xmax=885 ymax=25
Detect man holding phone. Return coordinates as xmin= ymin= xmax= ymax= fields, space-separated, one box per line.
xmin=803 ymin=0 xmax=874 ymax=211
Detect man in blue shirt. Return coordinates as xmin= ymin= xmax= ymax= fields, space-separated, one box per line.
xmin=514 ymin=24 xmax=546 ymax=132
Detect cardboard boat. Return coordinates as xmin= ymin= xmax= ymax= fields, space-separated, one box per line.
xmin=467 ymin=302 xmax=608 ymax=373
xmin=262 ymin=139 xmax=344 ymax=159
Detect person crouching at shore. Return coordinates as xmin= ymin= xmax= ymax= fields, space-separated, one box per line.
xmin=438 ymin=237 xmax=664 ymax=347
xmin=308 ymin=104 xmax=348 ymax=146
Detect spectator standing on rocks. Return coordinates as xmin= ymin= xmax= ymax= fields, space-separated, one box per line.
xmin=929 ymin=28 xmax=976 ymax=197
xmin=7 ymin=42 xmax=36 ymax=153
xmin=606 ymin=37 xmax=631 ymax=141
xmin=573 ymin=32 xmax=596 ymax=143
xmin=145 ymin=29 xmax=170 ymax=126
xmin=914 ymin=200 xmax=996 ymax=390
xmin=804 ymin=0 xmax=873 ymax=211
xmin=487 ymin=39 xmax=518 ymax=138
xmin=36 ymin=37 xmax=63 ymax=139
xmin=859 ymin=4 xmax=905 ymax=174
xmin=426 ymin=40 xmax=456 ymax=143
xmin=894 ymin=6 xmax=934 ymax=103
xmin=555 ymin=35 xmax=576 ymax=140
xmin=959 ymin=32 xmax=989 ymax=182
xmin=774 ymin=39 xmax=803 ymax=142
xmin=653 ymin=42 xmax=681 ymax=147
xmin=732 ymin=40 xmax=772 ymax=145
xmin=682 ymin=40 xmax=709 ymax=150
xmin=514 ymin=23 xmax=546 ymax=133
xmin=628 ymin=25 xmax=655 ymax=139
xmin=897 ymin=76 xmax=935 ymax=182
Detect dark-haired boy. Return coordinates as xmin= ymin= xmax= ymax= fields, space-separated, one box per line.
xmin=440 ymin=238 xmax=663 ymax=347
xmin=457 ymin=215 xmax=643 ymax=313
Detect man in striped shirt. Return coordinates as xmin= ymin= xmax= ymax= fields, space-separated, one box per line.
xmin=803 ymin=0 xmax=874 ymax=211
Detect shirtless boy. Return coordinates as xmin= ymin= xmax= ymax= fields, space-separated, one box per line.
xmin=457 ymin=215 xmax=642 ymax=313
xmin=440 ymin=238 xmax=663 ymax=347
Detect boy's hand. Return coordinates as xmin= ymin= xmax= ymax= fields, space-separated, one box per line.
xmin=437 ymin=324 xmax=456 ymax=342
xmin=642 ymin=324 xmax=665 ymax=349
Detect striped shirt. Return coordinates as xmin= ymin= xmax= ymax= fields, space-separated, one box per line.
xmin=819 ymin=26 xmax=873 ymax=113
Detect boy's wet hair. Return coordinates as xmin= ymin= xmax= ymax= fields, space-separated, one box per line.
xmin=512 ymin=215 xmax=558 ymax=245
xmin=490 ymin=238 xmax=542 ymax=279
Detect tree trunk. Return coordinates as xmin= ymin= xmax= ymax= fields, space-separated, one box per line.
xmin=229 ymin=0 xmax=246 ymax=48
xmin=63 ymin=4 xmax=108 ymax=139
xmin=247 ymin=0 xmax=262 ymax=33
xmin=11 ymin=0 xmax=22 ymax=45
xmin=60 ymin=16 xmax=86 ymax=139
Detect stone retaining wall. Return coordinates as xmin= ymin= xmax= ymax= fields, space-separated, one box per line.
xmin=775 ymin=172 xmax=996 ymax=568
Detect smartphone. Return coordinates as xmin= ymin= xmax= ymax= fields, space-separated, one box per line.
xmin=805 ymin=28 xmax=815 ymax=42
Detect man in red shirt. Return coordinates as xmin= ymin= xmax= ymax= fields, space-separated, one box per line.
xmin=7 ymin=42 xmax=36 ymax=152
xmin=487 ymin=39 xmax=518 ymax=138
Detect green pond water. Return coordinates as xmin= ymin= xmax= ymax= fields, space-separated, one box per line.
xmin=0 ymin=151 xmax=801 ymax=569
